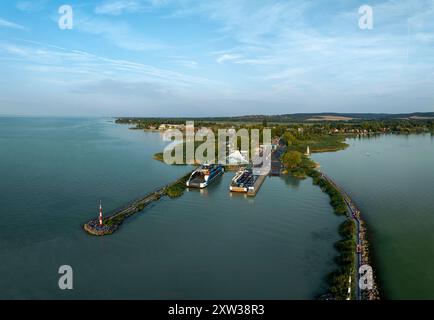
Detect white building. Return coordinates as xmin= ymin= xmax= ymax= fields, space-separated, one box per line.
xmin=227 ymin=150 xmax=249 ymax=165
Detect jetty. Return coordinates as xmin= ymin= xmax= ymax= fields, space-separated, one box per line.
xmin=320 ymin=172 xmax=380 ymax=300
xmin=84 ymin=172 xmax=192 ymax=236
xmin=246 ymin=168 xmax=268 ymax=196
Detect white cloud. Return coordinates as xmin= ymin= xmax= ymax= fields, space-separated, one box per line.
xmin=15 ymin=0 xmax=48 ymax=12
xmin=0 ymin=41 xmax=232 ymax=116
xmin=95 ymin=0 xmax=168 ymax=15
xmin=176 ymin=60 xmax=198 ymax=69
xmin=0 ymin=44 xmax=30 ymax=56
xmin=216 ymin=53 xmax=242 ymax=64
xmin=0 ymin=41 xmax=221 ymax=93
xmin=3 ymin=0 xmax=434 ymax=115
xmin=76 ymin=14 xmax=166 ymax=51
xmin=0 ymin=18 xmax=27 ymax=31
xmin=95 ymin=1 xmax=146 ymax=15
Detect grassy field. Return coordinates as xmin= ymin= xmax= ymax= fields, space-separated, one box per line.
xmin=290 ymin=134 xmax=348 ymax=153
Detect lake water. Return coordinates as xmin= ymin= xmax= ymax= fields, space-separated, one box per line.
xmin=313 ymin=134 xmax=434 ymax=300
xmin=0 ymin=117 xmax=341 ymax=299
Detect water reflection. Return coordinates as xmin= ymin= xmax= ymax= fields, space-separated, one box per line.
xmin=281 ymin=175 xmax=302 ymax=188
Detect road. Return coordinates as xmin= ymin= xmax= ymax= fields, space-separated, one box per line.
xmin=320 ymin=172 xmax=362 ymax=300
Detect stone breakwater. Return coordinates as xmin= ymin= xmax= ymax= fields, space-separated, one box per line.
xmin=345 ymin=196 xmax=381 ymax=300
xmin=320 ymin=172 xmax=380 ymax=300
xmin=358 ymin=219 xmax=381 ymax=300
xmin=84 ymin=172 xmax=191 ymax=236
xmin=84 ymin=219 xmax=118 ymax=236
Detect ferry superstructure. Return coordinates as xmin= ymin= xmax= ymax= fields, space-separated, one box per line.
xmin=186 ymin=164 xmax=224 ymax=189
xmin=230 ymin=168 xmax=258 ymax=193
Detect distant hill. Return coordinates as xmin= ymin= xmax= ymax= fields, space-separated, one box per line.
xmin=117 ymin=112 xmax=434 ymax=124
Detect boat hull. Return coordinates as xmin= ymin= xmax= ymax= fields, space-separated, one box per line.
xmin=230 ymin=186 xmax=248 ymax=193
xmin=230 ymin=168 xmax=257 ymax=194
xmin=186 ymin=165 xmax=224 ymax=189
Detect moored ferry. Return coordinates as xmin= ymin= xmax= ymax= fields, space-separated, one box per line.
xmin=186 ymin=164 xmax=224 ymax=188
xmin=230 ymin=168 xmax=258 ymax=193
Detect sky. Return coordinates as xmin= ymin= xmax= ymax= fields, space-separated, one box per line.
xmin=0 ymin=0 xmax=433 ymax=117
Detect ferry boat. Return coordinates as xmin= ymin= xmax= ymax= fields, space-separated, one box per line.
xmin=186 ymin=164 xmax=224 ymax=189
xmin=230 ymin=168 xmax=258 ymax=193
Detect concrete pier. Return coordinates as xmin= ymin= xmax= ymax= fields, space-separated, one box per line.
xmin=246 ymin=173 xmax=267 ymax=197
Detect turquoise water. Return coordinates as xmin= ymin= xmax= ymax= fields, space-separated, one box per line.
xmin=0 ymin=117 xmax=341 ymax=299
xmin=313 ymin=134 xmax=434 ymax=300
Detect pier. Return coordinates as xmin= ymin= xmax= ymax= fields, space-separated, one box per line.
xmin=246 ymin=172 xmax=267 ymax=196
xmin=319 ymin=172 xmax=379 ymax=300
xmin=247 ymin=142 xmax=287 ymax=195
xmin=84 ymin=172 xmax=192 ymax=236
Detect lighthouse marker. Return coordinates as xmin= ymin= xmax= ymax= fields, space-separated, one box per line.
xmin=99 ymin=201 xmax=103 ymax=226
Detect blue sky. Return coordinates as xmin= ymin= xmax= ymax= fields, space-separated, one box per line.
xmin=0 ymin=0 xmax=433 ymax=116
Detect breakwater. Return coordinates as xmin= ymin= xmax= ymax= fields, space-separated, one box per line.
xmin=320 ymin=172 xmax=380 ymax=300
xmin=84 ymin=172 xmax=192 ymax=236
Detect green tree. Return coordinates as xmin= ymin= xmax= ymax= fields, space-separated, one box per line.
xmin=282 ymin=151 xmax=302 ymax=169
xmin=282 ymin=132 xmax=296 ymax=146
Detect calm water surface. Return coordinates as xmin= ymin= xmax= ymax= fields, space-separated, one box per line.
xmin=0 ymin=117 xmax=341 ymax=299
xmin=313 ymin=134 xmax=434 ymax=299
